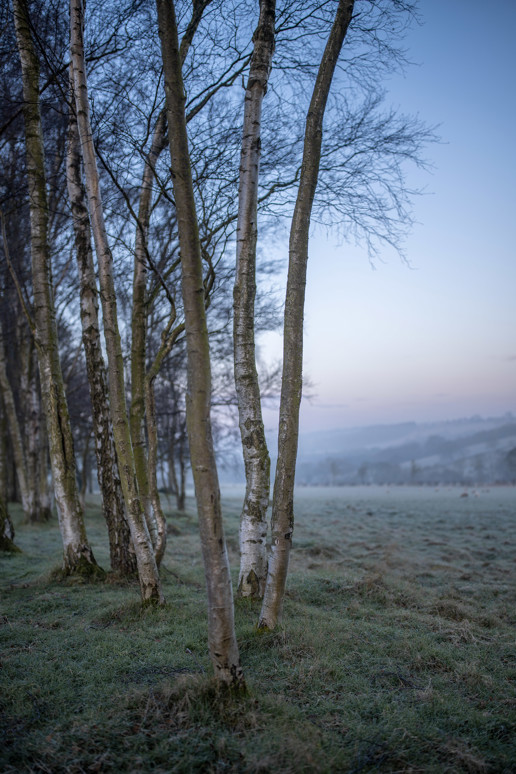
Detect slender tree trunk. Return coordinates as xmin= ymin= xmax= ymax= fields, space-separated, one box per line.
xmin=233 ymin=0 xmax=275 ymax=599
xmin=259 ymin=0 xmax=354 ymax=629
xmin=22 ymin=341 xmax=51 ymax=522
xmin=25 ymin=343 xmax=49 ymax=521
xmin=157 ymin=0 xmax=243 ymax=687
xmin=79 ymin=430 xmax=91 ymax=509
xmin=168 ymin=433 xmax=179 ymax=499
xmin=130 ymin=2 xmax=209 ymax=555
xmin=0 ymin=410 xmax=9 ymax=498
xmin=37 ymin=415 xmax=52 ymax=519
xmin=177 ymin=437 xmax=186 ymax=512
xmin=0 ymin=319 xmax=33 ymax=521
xmin=66 ymin=82 xmax=136 ymax=575
xmin=167 ymin=424 xmax=186 ymax=512
xmin=145 ymin=376 xmax=167 ymax=565
xmin=12 ymin=0 xmax=99 ymax=575
xmin=0 ymin=496 xmax=20 ymax=553
xmin=70 ymin=0 xmax=162 ymax=602
xmin=130 ymin=111 xmax=167 ymax=553
xmin=143 ymin=328 xmax=185 ymax=562
xmin=0 ymin=413 xmax=20 ymax=553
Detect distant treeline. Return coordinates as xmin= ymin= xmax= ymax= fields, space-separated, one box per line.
xmin=295 ymin=425 xmax=516 ymax=487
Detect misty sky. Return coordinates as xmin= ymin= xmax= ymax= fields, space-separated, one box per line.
xmin=259 ymin=0 xmax=516 ymax=435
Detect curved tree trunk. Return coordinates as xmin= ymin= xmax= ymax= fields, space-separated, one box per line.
xmin=233 ymin=0 xmax=276 ymax=599
xmin=259 ymin=0 xmax=354 ymax=629
xmin=70 ymin=0 xmax=163 ymax=602
xmin=66 ymin=84 xmax=136 ymax=576
xmin=13 ymin=0 xmax=99 ymax=575
xmin=157 ymin=0 xmax=243 ymax=687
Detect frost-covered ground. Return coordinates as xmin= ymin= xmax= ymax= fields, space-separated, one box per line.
xmin=1 ymin=486 xmax=515 ymax=772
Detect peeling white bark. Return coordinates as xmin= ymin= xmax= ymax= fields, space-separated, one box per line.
xmin=234 ymin=0 xmax=275 ymax=599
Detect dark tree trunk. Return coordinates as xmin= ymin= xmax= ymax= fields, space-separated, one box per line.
xmin=66 ymin=80 xmax=136 ymax=576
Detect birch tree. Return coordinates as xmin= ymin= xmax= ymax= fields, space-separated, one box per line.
xmin=233 ymin=0 xmax=276 ymax=598
xmin=22 ymin=339 xmax=51 ymax=522
xmin=157 ymin=0 xmax=244 ymax=687
xmin=0 ymin=211 xmax=52 ymax=524
xmin=130 ymin=111 xmax=168 ymax=560
xmin=70 ymin=0 xmax=163 ymax=602
xmin=0 ymin=317 xmax=34 ymax=522
xmin=259 ymin=0 xmax=355 ymax=629
xmin=12 ymin=0 xmax=100 ymax=575
xmin=0 ymin=396 xmax=20 ymax=553
xmin=66 ymin=78 xmax=136 ymax=576
xmin=0 ymin=496 xmax=19 ymax=553
xmin=128 ymin=2 xmax=211 ymax=567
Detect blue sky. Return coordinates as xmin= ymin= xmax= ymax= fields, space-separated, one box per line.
xmin=260 ymin=0 xmax=516 ymax=433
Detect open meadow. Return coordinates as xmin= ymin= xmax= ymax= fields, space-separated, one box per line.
xmin=1 ymin=486 xmax=515 ymax=773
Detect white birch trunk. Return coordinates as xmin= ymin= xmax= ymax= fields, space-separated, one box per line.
xmin=13 ymin=0 xmax=99 ymax=575
xmin=259 ymin=0 xmax=354 ymax=629
xmin=70 ymin=0 xmax=163 ymax=602
xmin=234 ymin=0 xmax=276 ymax=599
xmin=66 ymin=78 xmax=136 ymax=576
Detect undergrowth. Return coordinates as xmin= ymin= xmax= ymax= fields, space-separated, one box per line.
xmin=1 ymin=487 xmax=515 ymax=772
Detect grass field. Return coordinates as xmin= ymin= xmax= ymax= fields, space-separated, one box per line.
xmin=1 ymin=486 xmax=515 ymax=772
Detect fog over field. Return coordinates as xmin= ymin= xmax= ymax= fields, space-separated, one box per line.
xmin=220 ymin=414 xmax=516 ymax=487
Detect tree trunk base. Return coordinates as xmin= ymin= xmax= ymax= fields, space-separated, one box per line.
xmin=139 ymin=582 xmax=166 ymax=606
xmin=1 ymin=508 xmax=21 ymax=552
xmin=51 ymin=546 xmax=106 ymax=580
xmin=28 ymin=506 xmax=52 ymax=524
xmin=0 ymin=536 xmax=22 ymax=553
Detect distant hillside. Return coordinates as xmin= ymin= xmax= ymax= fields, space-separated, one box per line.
xmin=218 ymin=414 xmax=516 ymax=485
xmin=294 ymin=415 xmax=516 ymax=486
